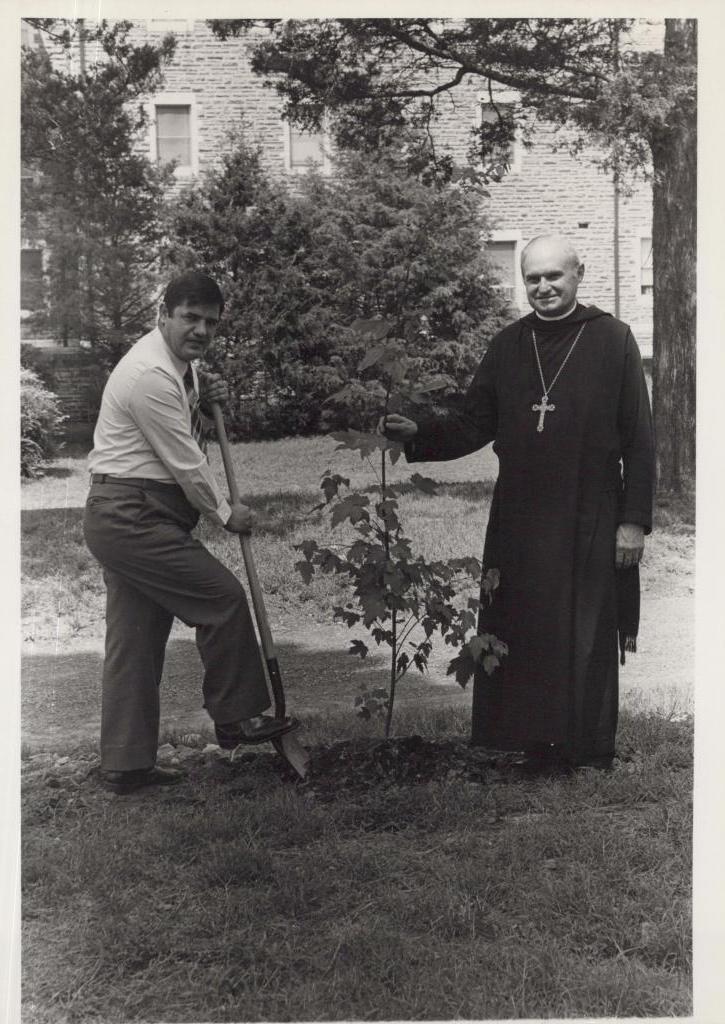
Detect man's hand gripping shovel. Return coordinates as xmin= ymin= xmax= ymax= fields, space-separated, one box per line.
xmin=211 ymin=403 xmax=309 ymax=780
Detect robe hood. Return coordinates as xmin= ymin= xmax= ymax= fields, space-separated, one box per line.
xmin=520 ymin=303 xmax=611 ymax=331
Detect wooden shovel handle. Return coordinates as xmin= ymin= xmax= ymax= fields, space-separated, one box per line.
xmin=210 ymin=403 xmax=307 ymax=773
xmin=210 ymin=403 xmax=276 ymax=662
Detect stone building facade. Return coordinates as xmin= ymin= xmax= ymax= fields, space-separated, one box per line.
xmin=22 ymin=17 xmax=659 ymax=358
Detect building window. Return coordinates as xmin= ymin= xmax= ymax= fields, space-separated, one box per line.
xmin=640 ymin=237 xmax=653 ymax=296
xmin=21 ymin=163 xmax=36 ymax=204
xmin=285 ymin=123 xmax=329 ymax=173
xmin=156 ymin=106 xmax=192 ymax=168
xmin=21 ymin=249 xmax=44 ymax=311
xmin=149 ymin=95 xmax=198 ymax=177
xmin=486 ymin=239 xmax=519 ymax=306
xmin=21 ymin=21 xmax=43 ymax=49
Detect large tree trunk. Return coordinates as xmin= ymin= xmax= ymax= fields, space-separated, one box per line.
xmin=650 ymin=19 xmax=697 ymax=493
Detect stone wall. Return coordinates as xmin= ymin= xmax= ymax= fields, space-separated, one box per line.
xmin=32 ymin=18 xmax=659 ymax=361
xmin=131 ymin=19 xmax=655 ymax=354
xmin=144 ymin=22 xmax=293 ymax=182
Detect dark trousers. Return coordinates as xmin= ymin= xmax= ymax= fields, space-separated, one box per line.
xmin=83 ymin=480 xmax=270 ymax=771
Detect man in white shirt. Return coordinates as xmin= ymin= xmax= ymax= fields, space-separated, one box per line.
xmin=84 ymin=271 xmax=296 ymax=794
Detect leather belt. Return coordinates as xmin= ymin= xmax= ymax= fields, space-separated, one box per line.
xmin=91 ymin=474 xmax=182 ymax=492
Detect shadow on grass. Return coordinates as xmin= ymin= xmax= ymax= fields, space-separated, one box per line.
xmin=20 ymin=479 xmax=494 ymax=552
xmin=36 ymin=465 xmax=77 ymax=479
xmin=21 ymin=494 xmax=324 ymax=537
xmin=340 ymin=479 xmax=497 ymax=502
xmin=21 ymin=633 xmax=470 ymax=751
xmin=237 ymin=480 xmax=496 ymax=534
xmin=22 ymin=507 xmax=86 ymax=526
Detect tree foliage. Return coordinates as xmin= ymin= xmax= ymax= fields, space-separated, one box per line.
xmin=166 ymin=136 xmax=510 ymax=439
xmin=20 ymin=368 xmax=66 ymax=478
xmin=21 ymin=19 xmax=176 ymax=353
xmin=208 ymin=17 xmax=697 ymax=491
xmin=296 ymin=323 xmax=507 ymax=735
xmin=208 ymin=18 xmax=689 ymax=179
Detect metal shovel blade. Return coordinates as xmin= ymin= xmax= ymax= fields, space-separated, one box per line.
xmin=273 ymin=730 xmax=310 ymax=780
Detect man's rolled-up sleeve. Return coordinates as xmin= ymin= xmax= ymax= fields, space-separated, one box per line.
xmin=128 ymin=368 xmax=231 ymax=526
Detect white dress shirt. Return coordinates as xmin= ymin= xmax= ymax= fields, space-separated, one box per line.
xmin=88 ymin=327 xmax=231 ymax=526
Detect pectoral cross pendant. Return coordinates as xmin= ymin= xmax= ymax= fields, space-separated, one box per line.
xmin=532 ymin=394 xmax=555 ymax=432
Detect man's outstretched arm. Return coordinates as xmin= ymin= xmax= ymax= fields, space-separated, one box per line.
xmin=379 ymin=344 xmax=499 ymax=462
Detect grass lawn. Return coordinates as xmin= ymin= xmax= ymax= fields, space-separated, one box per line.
xmin=21 ymin=433 xmax=693 ymax=645
xmin=22 ymin=706 xmax=692 ymax=1023
xmin=20 ymin=433 xmax=694 ymax=1021
xmin=22 ymin=436 xmax=501 ymax=646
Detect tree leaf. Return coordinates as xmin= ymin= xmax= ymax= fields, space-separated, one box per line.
xmin=483 ymin=567 xmax=501 ymax=593
xmin=334 ymin=605 xmax=361 ymax=627
xmin=330 ymin=493 xmax=371 ymax=528
xmin=413 ymin=374 xmax=452 ymax=394
xmin=360 ymin=591 xmax=388 ymax=628
xmin=350 ymin=318 xmax=394 ymax=342
xmin=294 ymin=560 xmax=314 ymax=585
xmin=446 ymin=650 xmax=475 ymax=688
xmin=466 ymin=634 xmax=491 ymax=661
xmin=358 ymin=344 xmax=387 ymax=371
xmin=294 ymin=539 xmax=319 ymax=560
xmin=330 ymin=430 xmax=386 ymax=459
xmin=349 ymin=639 xmax=369 ymax=659
xmin=409 ymin=472 xmax=437 ymax=495
xmin=320 ymin=473 xmax=349 ymax=503
xmin=319 ymin=549 xmax=345 ymax=574
xmin=385 ymin=357 xmax=408 ymax=384
xmin=325 ymin=384 xmax=356 ymax=405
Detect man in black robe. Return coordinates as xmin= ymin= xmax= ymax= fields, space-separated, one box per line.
xmin=381 ymin=235 xmax=654 ymax=770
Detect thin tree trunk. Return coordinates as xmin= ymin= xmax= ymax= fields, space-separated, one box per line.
xmin=650 ymin=19 xmax=697 ymax=493
xmin=385 ymin=609 xmax=398 ymax=739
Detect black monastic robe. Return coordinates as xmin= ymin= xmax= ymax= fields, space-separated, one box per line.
xmin=407 ymin=304 xmax=654 ymax=761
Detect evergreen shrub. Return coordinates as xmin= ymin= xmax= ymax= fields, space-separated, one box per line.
xmin=20 ymin=368 xmax=66 ymax=477
xmin=167 ymin=137 xmax=511 ymax=439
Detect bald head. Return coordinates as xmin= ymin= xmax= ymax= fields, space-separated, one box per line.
xmin=521 ymin=235 xmax=585 ymax=318
xmin=521 ymin=235 xmax=581 ymax=273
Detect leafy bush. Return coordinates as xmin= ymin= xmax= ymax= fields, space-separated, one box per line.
xmin=21 ymin=368 xmax=66 ymax=477
xmin=295 ymin=320 xmax=507 ymax=734
xmin=166 ymin=136 xmax=511 ymax=439
xmin=22 ymin=23 xmax=174 ymax=348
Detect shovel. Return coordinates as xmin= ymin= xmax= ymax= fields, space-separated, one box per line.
xmin=211 ymin=403 xmax=309 ymax=780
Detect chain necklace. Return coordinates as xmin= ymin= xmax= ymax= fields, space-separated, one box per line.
xmin=530 ymin=322 xmax=587 ymax=432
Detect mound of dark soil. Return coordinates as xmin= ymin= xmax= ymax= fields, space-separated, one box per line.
xmin=304 ymin=735 xmax=497 ymax=795
xmin=216 ymin=734 xmax=516 ymax=800
xmin=20 ymin=736 xmax=573 ymax=807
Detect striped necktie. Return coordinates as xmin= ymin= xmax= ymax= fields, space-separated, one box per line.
xmin=183 ymin=365 xmax=207 ymax=453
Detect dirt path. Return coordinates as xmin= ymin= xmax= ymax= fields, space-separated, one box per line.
xmin=22 ymin=585 xmax=693 ymax=751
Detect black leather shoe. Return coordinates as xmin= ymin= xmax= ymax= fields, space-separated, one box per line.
xmin=215 ymin=715 xmax=299 ymax=749
xmin=99 ymin=765 xmax=185 ymax=795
